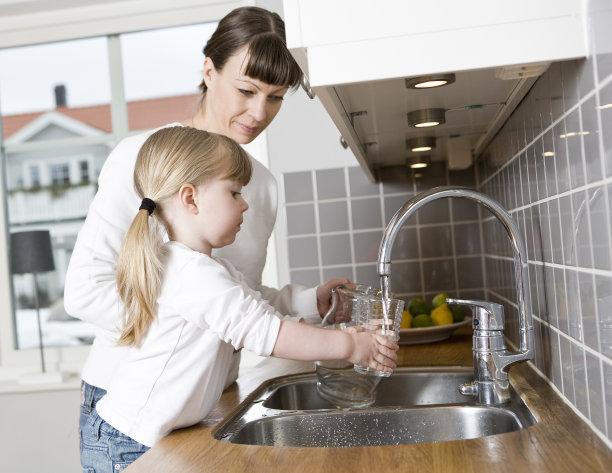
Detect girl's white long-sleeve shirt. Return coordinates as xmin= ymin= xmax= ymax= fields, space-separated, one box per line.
xmin=96 ymin=242 xmax=286 ymax=447
xmin=64 ymin=123 xmax=318 ymax=391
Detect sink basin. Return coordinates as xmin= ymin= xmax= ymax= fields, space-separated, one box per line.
xmin=264 ymin=368 xmax=475 ymax=410
xmin=225 ymin=405 xmax=532 ymax=447
xmin=214 ymin=367 xmax=537 ymax=447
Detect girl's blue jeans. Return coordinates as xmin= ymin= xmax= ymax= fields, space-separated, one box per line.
xmin=79 ymin=381 xmax=149 ymax=473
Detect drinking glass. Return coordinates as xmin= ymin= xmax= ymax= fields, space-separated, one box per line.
xmin=353 ymin=295 xmax=404 ymax=377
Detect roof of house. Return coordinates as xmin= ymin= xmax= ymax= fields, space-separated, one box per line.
xmin=2 ymin=93 xmax=200 ymax=139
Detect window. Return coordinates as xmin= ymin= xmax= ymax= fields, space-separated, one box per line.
xmin=50 ymin=163 xmax=70 ymax=185
xmin=79 ymin=161 xmax=89 ymax=184
xmin=121 ymin=22 xmax=217 ymax=131
xmin=29 ymin=166 xmax=40 ymax=188
xmin=0 ymin=20 xmax=218 ymax=372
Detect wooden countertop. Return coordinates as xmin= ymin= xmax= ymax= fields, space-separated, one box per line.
xmin=126 ymin=328 xmax=612 ymax=472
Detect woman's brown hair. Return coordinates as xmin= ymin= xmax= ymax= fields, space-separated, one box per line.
xmin=199 ymin=6 xmax=303 ymax=94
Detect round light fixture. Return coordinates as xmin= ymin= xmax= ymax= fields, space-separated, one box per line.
xmin=407 ymin=108 xmax=446 ymax=128
xmin=406 ymin=155 xmax=431 ymax=169
xmin=407 ymin=136 xmax=436 ymax=152
xmin=405 ymin=73 xmax=456 ymax=89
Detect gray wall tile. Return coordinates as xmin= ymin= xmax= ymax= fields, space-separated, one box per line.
xmin=389 ymin=227 xmax=419 ymax=261
xmin=354 ymin=231 xmax=383 ymax=263
xmin=420 ymin=225 xmax=452 ymax=258
xmin=416 ymin=199 xmax=450 ymax=225
xmin=290 ymin=269 xmax=320 ymax=287
xmin=284 ymin=171 xmax=313 ymax=203
xmin=288 ymin=236 xmax=318 ymax=268
xmin=389 ymin=261 xmax=422 ymax=294
xmin=589 ymin=186 xmax=611 ymax=271
xmin=422 ymin=259 xmax=455 ymax=292
xmin=600 ymin=81 xmax=612 ymax=177
xmin=348 ymin=166 xmax=379 ymax=196
xmin=320 ymin=233 xmax=351 ymax=265
xmin=596 ymin=274 xmax=612 ymax=358
xmin=456 ymin=257 xmax=483 ymax=289
xmin=351 ymin=197 xmax=383 ymax=229
xmin=318 ymin=201 xmax=349 ymax=232
xmin=454 ymin=222 xmax=482 ymax=256
xmin=316 ymin=168 xmax=346 ymax=199
xmin=564 ymin=108 xmax=585 ymax=189
xmin=585 ymin=352 xmax=605 ymax=432
xmin=286 ymin=204 xmax=316 ymax=235
xmin=323 ymin=266 xmax=353 ymax=282
xmin=582 ymin=96 xmax=603 ymax=183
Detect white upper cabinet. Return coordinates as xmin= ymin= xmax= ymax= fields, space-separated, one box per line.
xmin=283 ymin=0 xmax=589 ymax=181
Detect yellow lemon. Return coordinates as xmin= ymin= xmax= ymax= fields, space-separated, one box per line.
xmin=400 ymin=310 xmax=413 ymax=329
xmin=431 ymin=303 xmax=453 ymax=326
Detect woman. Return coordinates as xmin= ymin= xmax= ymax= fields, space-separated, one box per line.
xmin=65 ymin=5 xmax=347 ymax=458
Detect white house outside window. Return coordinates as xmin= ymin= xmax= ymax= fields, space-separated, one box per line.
xmin=0 ymin=21 xmax=218 ymax=374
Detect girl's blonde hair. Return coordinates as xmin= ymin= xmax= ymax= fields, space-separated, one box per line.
xmin=116 ymin=126 xmax=252 ymax=346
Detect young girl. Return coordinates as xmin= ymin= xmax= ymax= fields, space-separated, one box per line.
xmin=80 ymin=127 xmax=398 ymax=471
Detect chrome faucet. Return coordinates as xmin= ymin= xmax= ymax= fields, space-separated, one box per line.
xmin=377 ymin=186 xmax=534 ymax=405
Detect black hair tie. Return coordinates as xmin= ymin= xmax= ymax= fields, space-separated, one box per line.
xmin=139 ymin=198 xmax=156 ymax=216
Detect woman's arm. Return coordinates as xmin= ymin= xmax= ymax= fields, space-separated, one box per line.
xmin=271 ymin=320 xmax=398 ymax=373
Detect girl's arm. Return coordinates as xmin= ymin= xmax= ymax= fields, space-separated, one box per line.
xmin=271 ymin=320 xmax=399 ymax=373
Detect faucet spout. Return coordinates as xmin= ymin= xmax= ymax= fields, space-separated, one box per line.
xmin=377 ymin=186 xmax=534 ymax=372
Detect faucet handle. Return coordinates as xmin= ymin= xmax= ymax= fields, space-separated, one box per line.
xmin=446 ymin=298 xmax=505 ymax=331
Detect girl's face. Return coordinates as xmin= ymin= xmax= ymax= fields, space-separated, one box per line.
xmin=191 ymin=176 xmax=249 ymax=254
xmin=200 ymin=46 xmax=289 ymax=144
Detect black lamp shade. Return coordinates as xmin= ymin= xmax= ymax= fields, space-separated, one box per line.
xmin=10 ymin=230 xmax=55 ymax=274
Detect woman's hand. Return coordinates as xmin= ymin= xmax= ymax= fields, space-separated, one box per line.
xmin=316 ymin=278 xmax=350 ymax=319
xmin=345 ymin=328 xmax=399 ymax=373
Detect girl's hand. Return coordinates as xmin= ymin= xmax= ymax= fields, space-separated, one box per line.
xmin=345 ymin=329 xmax=399 ymax=372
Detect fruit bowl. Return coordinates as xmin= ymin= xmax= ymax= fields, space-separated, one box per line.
xmin=398 ymin=317 xmax=471 ymax=345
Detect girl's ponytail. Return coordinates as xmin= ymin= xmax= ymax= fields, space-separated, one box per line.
xmin=116 ymin=201 xmax=165 ymax=346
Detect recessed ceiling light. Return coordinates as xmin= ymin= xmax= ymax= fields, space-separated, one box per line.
xmin=542 ymin=151 xmax=555 ymax=157
xmin=407 ymin=108 xmax=446 ymax=128
xmin=406 ymin=155 xmax=431 ymax=169
xmin=405 ymin=73 xmax=456 ymax=89
xmin=407 ymin=136 xmax=436 ymax=152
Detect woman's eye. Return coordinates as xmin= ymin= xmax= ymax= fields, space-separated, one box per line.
xmin=238 ymin=89 xmax=254 ymax=96
xmin=270 ymin=95 xmax=284 ymax=102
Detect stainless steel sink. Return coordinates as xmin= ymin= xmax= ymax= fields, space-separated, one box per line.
xmin=214 ymin=367 xmax=537 ymax=447
xmin=263 ymin=368 xmax=475 ymax=410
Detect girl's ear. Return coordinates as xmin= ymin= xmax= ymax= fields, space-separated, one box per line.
xmin=178 ymin=184 xmax=199 ymax=214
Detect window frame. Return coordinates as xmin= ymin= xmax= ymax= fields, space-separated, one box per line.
xmin=0 ymin=0 xmax=245 ymax=381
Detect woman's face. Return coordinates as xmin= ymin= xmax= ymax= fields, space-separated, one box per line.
xmin=200 ymin=46 xmax=289 ymax=144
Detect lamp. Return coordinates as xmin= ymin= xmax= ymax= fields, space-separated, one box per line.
xmin=407 ymin=108 xmax=446 ymax=128
xmin=11 ymin=230 xmax=66 ymax=384
xmin=407 ymin=136 xmax=436 ymax=152
xmin=405 ymin=73 xmax=456 ymax=89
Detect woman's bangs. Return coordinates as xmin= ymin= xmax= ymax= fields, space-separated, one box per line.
xmin=244 ymin=34 xmax=302 ymax=89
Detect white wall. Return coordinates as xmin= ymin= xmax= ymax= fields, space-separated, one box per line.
xmin=0 ymin=386 xmax=81 ymax=472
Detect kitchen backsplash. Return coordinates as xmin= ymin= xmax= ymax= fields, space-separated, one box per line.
xmin=282 ymin=163 xmax=485 ymax=301
xmin=477 ymin=47 xmax=612 ymax=443
xmin=282 ymin=4 xmax=612 ymax=446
